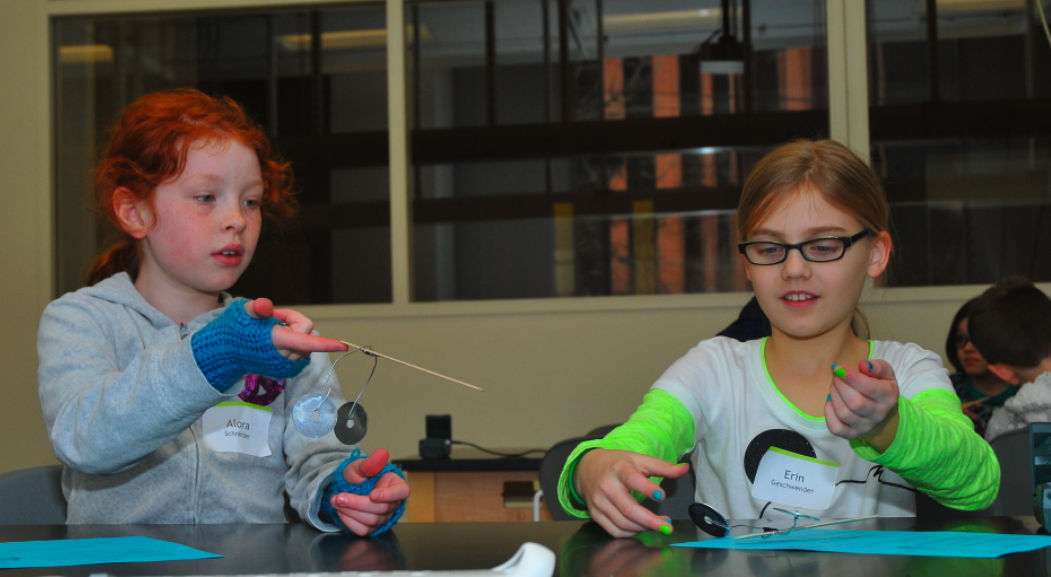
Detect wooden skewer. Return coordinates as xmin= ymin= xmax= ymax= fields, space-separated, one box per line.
xmin=733 ymin=515 xmax=879 ymax=541
xmin=340 ymin=341 xmax=484 ymax=392
xmin=961 ymin=396 xmax=991 ymax=409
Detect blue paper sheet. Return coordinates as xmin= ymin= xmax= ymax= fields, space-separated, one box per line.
xmin=673 ymin=529 xmax=1051 ymax=558
xmin=0 ymin=536 xmax=222 ymax=569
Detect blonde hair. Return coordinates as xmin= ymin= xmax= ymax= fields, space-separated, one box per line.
xmin=736 ymin=139 xmax=891 ymax=338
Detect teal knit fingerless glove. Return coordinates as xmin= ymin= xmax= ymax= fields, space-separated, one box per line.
xmin=319 ymin=449 xmax=406 ymax=536
xmin=191 ymin=299 xmax=310 ymax=392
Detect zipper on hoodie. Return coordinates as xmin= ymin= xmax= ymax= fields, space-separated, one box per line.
xmin=190 ymin=426 xmax=200 ymax=524
xmin=180 ymin=321 xmax=197 ymax=522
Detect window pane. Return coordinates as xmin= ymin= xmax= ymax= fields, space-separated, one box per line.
xmin=54 ymin=5 xmax=390 ymax=304
xmin=869 ymin=0 xmax=1036 ymax=105
xmin=868 ymin=0 xmax=1051 ymax=287
xmin=411 ymin=0 xmax=826 ymax=301
xmin=413 ymin=146 xmax=772 ymax=300
xmin=875 ymin=139 xmax=1051 ymax=286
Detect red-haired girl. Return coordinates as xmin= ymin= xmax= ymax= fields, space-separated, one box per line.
xmin=38 ymin=89 xmax=408 ymax=536
xmin=559 ymin=139 xmax=999 ymax=538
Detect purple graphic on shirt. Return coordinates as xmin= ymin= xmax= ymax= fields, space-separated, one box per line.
xmin=239 ymin=374 xmax=286 ymax=407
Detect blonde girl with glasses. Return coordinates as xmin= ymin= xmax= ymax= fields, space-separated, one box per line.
xmin=558 ymin=139 xmax=999 ymax=538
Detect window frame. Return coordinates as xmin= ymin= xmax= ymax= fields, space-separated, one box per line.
xmin=29 ymin=0 xmax=921 ymax=315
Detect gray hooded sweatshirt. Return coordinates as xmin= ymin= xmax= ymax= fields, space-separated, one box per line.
xmin=38 ymin=273 xmax=351 ymax=528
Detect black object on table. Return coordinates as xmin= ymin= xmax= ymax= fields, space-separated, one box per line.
xmin=0 ymin=517 xmax=1049 ymax=577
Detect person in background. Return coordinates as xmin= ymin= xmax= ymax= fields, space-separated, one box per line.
xmin=968 ymin=277 xmax=1051 ymax=441
xmin=945 ymin=298 xmax=1017 ymax=438
xmin=716 ymin=296 xmax=772 ymax=342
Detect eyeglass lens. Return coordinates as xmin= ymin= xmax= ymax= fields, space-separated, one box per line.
xmin=745 ymin=238 xmax=847 ymax=264
xmin=955 ymin=334 xmax=970 ymax=348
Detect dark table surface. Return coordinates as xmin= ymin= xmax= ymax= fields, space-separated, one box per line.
xmin=0 ymin=517 xmax=1047 ymax=577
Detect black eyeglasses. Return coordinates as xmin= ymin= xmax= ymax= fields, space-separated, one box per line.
xmin=955 ymin=333 xmax=970 ymax=348
xmin=738 ymin=230 xmax=870 ymax=265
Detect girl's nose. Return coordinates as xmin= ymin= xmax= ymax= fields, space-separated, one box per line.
xmin=222 ymin=202 xmax=247 ymax=231
xmin=780 ymin=248 xmax=811 ymax=279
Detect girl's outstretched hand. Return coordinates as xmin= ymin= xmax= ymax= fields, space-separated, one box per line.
xmin=332 ymin=448 xmax=411 ymax=536
xmin=244 ymin=298 xmax=349 ymax=360
xmin=825 ymin=360 xmax=900 ymax=452
xmin=574 ymin=448 xmax=688 ymax=538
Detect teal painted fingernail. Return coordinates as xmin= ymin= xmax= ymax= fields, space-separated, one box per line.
xmin=866 ymin=360 xmax=874 ymax=372
xmin=826 ymin=394 xmax=832 ymax=402
xmin=833 ymin=366 xmax=847 ymax=378
xmin=653 ymin=490 xmax=664 ymax=501
xmin=659 ymin=524 xmax=672 ymax=535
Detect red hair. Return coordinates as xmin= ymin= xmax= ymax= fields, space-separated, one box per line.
xmin=88 ymin=88 xmax=295 ymax=285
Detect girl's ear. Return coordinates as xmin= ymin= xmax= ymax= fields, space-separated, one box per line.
xmin=113 ymin=187 xmax=152 ymax=239
xmin=866 ymin=230 xmax=892 ymax=278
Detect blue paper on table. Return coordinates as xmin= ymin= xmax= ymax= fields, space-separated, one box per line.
xmin=0 ymin=536 xmax=222 ymax=569
xmin=674 ymin=529 xmax=1051 ymax=558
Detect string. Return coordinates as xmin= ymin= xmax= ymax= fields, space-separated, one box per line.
xmin=314 ymin=348 xmax=362 ymax=414
xmin=346 ymin=349 xmax=379 ymax=418
xmin=733 ymin=514 xmax=879 ymax=541
xmin=313 ymin=345 xmax=377 ymax=419
xmin=705 ymin=516 xmax=772 ymax=535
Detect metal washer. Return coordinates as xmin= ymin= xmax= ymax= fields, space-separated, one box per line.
xmin=292 ymin=392 xmax=338 ymax=438
xmin=335 ymin=402 xmax=369 ymax=445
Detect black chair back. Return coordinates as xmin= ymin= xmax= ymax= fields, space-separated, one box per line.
xmin=0 ymin=465 xmax=66 ymax=524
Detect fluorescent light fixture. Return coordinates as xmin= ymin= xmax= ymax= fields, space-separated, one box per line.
xmin=58 ymin=44 xmax=114 ymax=64
xmin=697 ymin=35 xmax=746 ymax=75
xmin=700 ymin=60 xmax=744 ymax=74
xmin=604 ymin=9 xmax=722 ymax=34
xmin=278 ymin=26 xmax=432 ymax=51
xmin=933 ymin=0 xmax=1027 ymax=13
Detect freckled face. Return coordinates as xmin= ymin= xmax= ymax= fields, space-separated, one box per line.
xmin=135 ymin=139 xmax=263 ymax=298
xmin=743 ymin=188 xmax=886 ymax=340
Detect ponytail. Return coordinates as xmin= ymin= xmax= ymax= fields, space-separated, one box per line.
xmin=850 ymin=309 xmax=870 ymax=341
xmin=87 ymin=240 xmax=140 ymax=286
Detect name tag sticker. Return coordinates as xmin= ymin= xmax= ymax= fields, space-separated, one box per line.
xmin=202 ymin=402 xmax=274 ymax=457
xmin=751 ymin=447 xmax=839 ymax=511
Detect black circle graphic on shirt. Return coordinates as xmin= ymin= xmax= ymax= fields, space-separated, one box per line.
xmin=743 ymin=429 xmax=816 ymax=483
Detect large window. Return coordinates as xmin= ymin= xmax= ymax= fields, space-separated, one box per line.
xmin=52 ymin=1 xmax=1046 ymax=306
xmin=868 ymin=0 xmax=1051 ymax=287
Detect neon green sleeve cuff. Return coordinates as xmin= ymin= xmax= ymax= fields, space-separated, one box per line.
xmin=851 ymin=388 xmax=999 ymax=511
xmin=556 ymin=389 xmax=695 ymax=518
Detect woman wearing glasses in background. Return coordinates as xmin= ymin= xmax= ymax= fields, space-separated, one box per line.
xmin=946 ymin=298 xmax=1017 ymax=438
